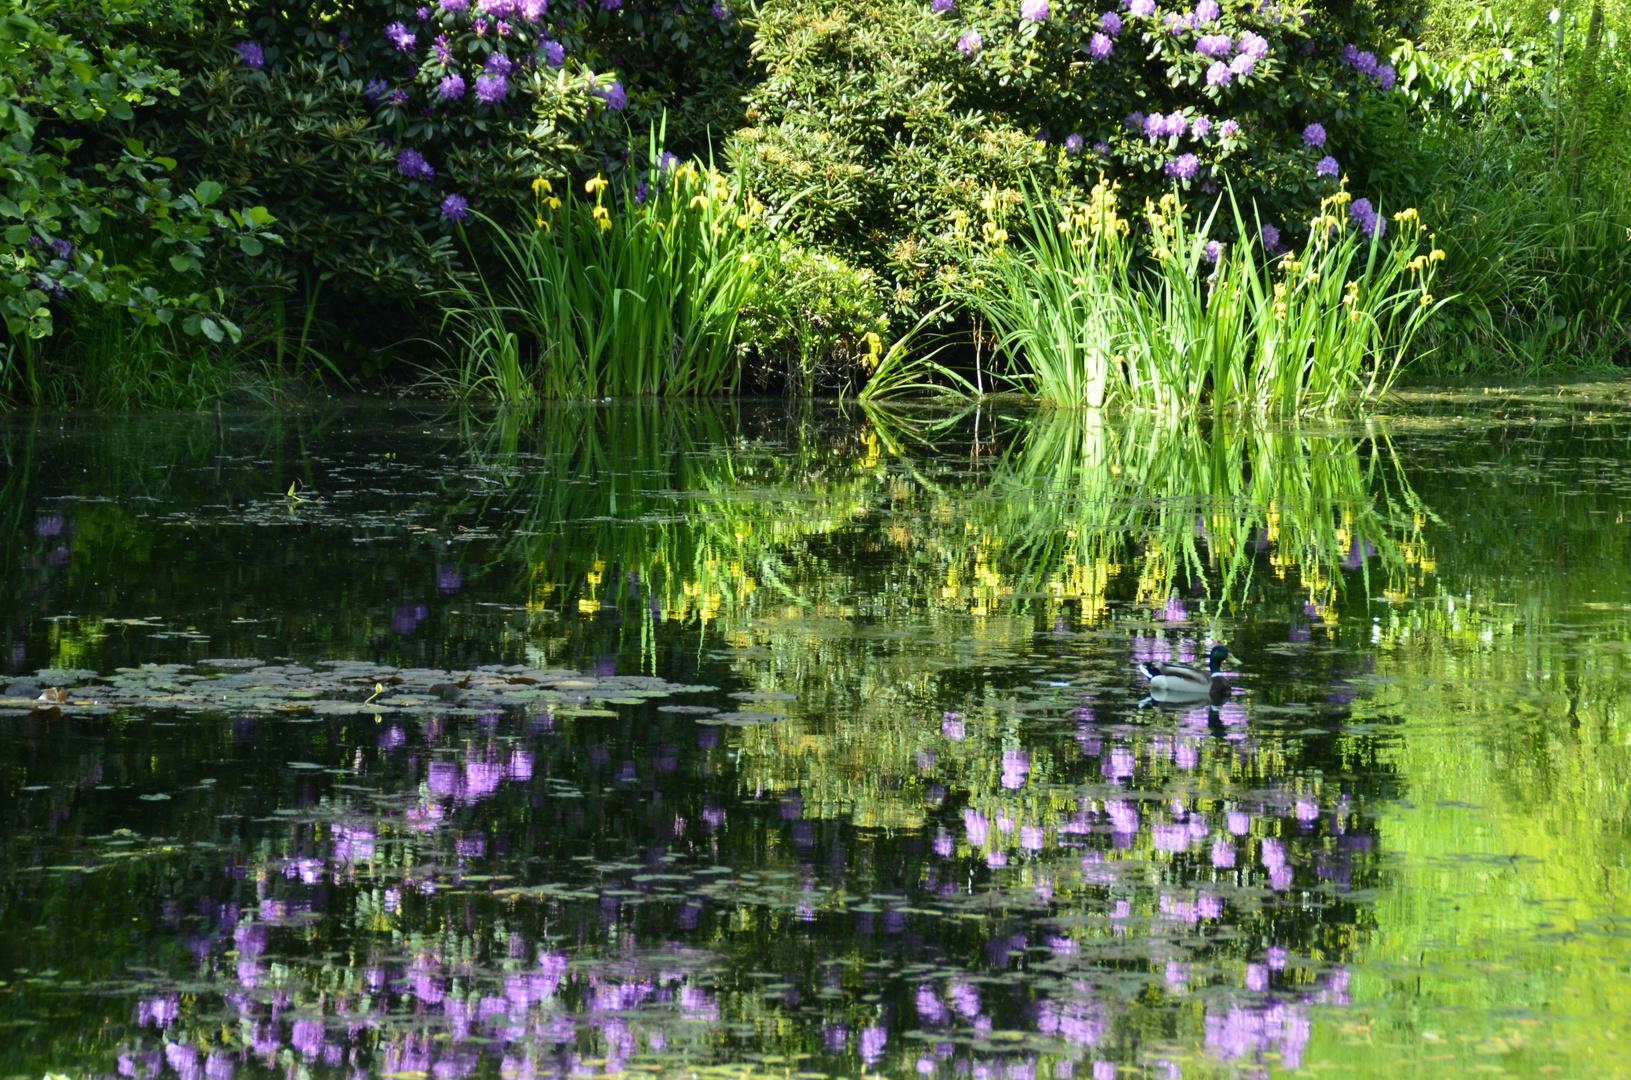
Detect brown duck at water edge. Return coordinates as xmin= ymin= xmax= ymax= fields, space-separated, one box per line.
xmin=1139 ymin=644 xmax=1236 ymax=706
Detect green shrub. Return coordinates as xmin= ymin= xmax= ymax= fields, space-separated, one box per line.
xmin=738 ymin=240 xmax=891 ymax=394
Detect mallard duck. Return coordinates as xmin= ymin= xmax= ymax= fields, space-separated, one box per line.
xmin=1139 ymin=644 xmax=1235 ymax=704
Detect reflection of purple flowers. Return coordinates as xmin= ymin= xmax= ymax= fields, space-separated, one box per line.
xmin=1002 ymin=750 xmax=1030 ymax=789
xmin=391 ymin=604 xmax=431 ymax=633
xmin=437 ymin=563 xmax=463 ymax=593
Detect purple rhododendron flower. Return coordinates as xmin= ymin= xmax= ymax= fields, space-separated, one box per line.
xmin=1377 ymin=63 xmax=1397 ymax=89
xmin=434 ymin=33 xmax=453 ymax=62
xmin=519 ymin=0 xmax=547 ymax=17
xmin=1316 ymin=154 xmax=1339 ymax=176
xmin=1196 ymin=33 xmax=1231 ymax=56
xmin=1090 ymin=31 xmax=1113 ymax=58
xmin=1203 ymin=239 xmax=1222 ymax=262
xmin=1340 ymin=42 xmax=1360 ymax=65
xmin=1125 ymin=110 xmax=1146 ymax=129
xmin=1355 ymin=50 xmax=1378 ymax=75
xmin=1194 ymin=0 xmax=1219 ymax=19
xmin=958 ymin=29 xmax=982 ymax=55
xmin=1238 ymin=30 xmax=1268 ymax=57
xmin=1064 ymin=132 xmax=1084 ymax=154
xmin=1261 ymin=223 xmax=1281 ymax=250
xmin=385 ymin=21 xmax=416 ymax=51
xmin=1206 ymin=60 xmax=1231 ymax=85
xmin=1035 ymin=125 xmax=1052 ymax=142
xmin=712 ymin=0 xmax=731 ymax=16
xmin=441 ymin=193 xmax=470 ymax=220
xmin=1218 ymin=117 xmax=1239 ymax=137
xmin=1021 ymin=0 xmax=1049 ymax=19
xmin=397 ymin=148 xmax=435 ymax=180
xmin=438 ymin=72 xmax=466 ymax=99
xmin=1164 ymin=10 xmax=1192 ymax=32
xmin=601 ymin=0 xmax=622 ymax=8
xmin=1190 ymin=115 xmax=1211 ymax=137
xmin=658 ymin=151 xmax=680 ymax=169
xmin=1229 ymin=53 xmax=1255 ymax=75
xmin=1302 ymin=122 xmax=1326 ymax=146
xmin=1099 ymin=10 xmax=1122 ymax=34
xmin=540 ymin=39 xmax=565 ymax=65
xmin=474 ymin=72 xmax=509 ymax=102
xmin=389 ymin=89 xmax=409 ymax=106
xmin=1164 ymin=112 xmax=1187 ymax=137
xmin=417 ymin=5 xmax=432 ymax=17
xmin=236 ymin=41 xmax=265 ymax=68
xmin=364 ymin=78 xmax=389 ymax=100
xmin=597 ymin=80 xmax=627 ymax=110
xmin=1165 ymin=153 xmax=1199 ymax=179
xmin=1350 ymin=198 xmax=1386 ymax=238
xmin=440 ymin=0 xmax=470 ymax=10
xmin=1128 ymin=0 xmax=1155 ymax=16
xmin=932 ymin=0 xmax=954 ymax=11
xmin=1144 ymin=112 xmax=1167 ymax=139
xmin=485 ymin=51 xmax=513 ymax=74
xmin=51 ymin=239 xmax=74 ymax=260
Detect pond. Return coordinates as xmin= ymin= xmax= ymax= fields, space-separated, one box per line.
xmin=1 ymin=387 xmax=1629 ymax=1080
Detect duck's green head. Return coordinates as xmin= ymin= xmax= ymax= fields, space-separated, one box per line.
xmin=1208 ymin=644 xmax=1233 ymax=671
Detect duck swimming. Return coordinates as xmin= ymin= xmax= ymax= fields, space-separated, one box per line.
xmin=1139 ymin=644 xmax=1236 ymax=705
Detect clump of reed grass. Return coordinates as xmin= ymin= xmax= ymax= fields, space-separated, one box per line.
xmin=955 ymin=178 xmax=1447 ymax=412
xmin=443 ymin=141 xmax=771 ymax=400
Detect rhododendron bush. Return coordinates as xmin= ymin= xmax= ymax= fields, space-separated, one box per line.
xmin=733 ymin=0 xmax=1418 ymax=302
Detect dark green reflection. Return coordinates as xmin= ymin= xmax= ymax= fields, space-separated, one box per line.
xmin=1 ymin=394 xmax=1627 ymax=1080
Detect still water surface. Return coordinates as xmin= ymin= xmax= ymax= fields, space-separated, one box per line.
xmin=2 ymin=389 xmax=1629 ymax=1080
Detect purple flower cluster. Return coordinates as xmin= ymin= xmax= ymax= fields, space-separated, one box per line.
xmin=1089 ymin=31 xmax=1114 ymax=59
xmin=474 ymin=71 xmax=509 ymax=102
xmin=1127 ymin=0 xmax=1155 ymax=17
xmin=1145 ymin=112 xmax=1189 ymax=139
xmin=712 ymin=0 xmax=733 ymax=18
xmin=1340 ymin=43 xmax=1397 ymax=89
xmin=931 ymin=0 xmax=954 ymax=12
xmin=1099 ymin=10 xmax=1122 ymax=34
xmin=236 ymin=41 xmax=265 ymax=68
xmin=441 ymin=193 xmax=470 ymax=221
xmin=1260 ymin=223 xmax=1283 ymax=253
xmin=539 ymin=39 xmax=566 ymax=65
xmin=1164 ymin=11 xmax=1193 ymax=34
xmin=596 ymin=80 xmax=628 ymax=110
xmin=484 ymin=51 xmax=514 ymax=75
xmin=1301 ymin=122 xmax=1325 ymax=147
xmin=1206 ymin=60 xmax=1231 ymax=86
xmin=398 ymin=148 xmax=436 ymax=180
xmin=1315 ymin=155 xmax=1339 ymax=177
xmin=1165 ymin=153 xmax=1200 ymax=180
xmin=1190 ymin=115 xmax=1211 ymax=137
xmin=1064 ymin=132 xmax=1084 ymax=154
xmin=1237 ymin=31 xmax=1268 ymax=58
xmin=1196 ymin=33 xmax=1231 ymax=57
xmin=1194 ymin=0 xmax=1219 ymax=20
xmin=958 ymin=29 xmax=982 ymax=56
xmin=439 ymin=0 xmax=470 ymax=11
xmin=364 ymin=77 xmax=389 ymax=100
xmin=1218 ymin=118 xmax=1239 ymax=138
xmin=385 ymin=21 xmax=417 ymax=51
xmin=1349 ymin=198 xmax=1386 ymax=239
xmin=437 ymin=72 xmax=467 ymax=100
xmin=1021 ymin=0 xmax=1049 ymax=20
xmin=1203 ymin=239 xmax=1222 ymax=262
